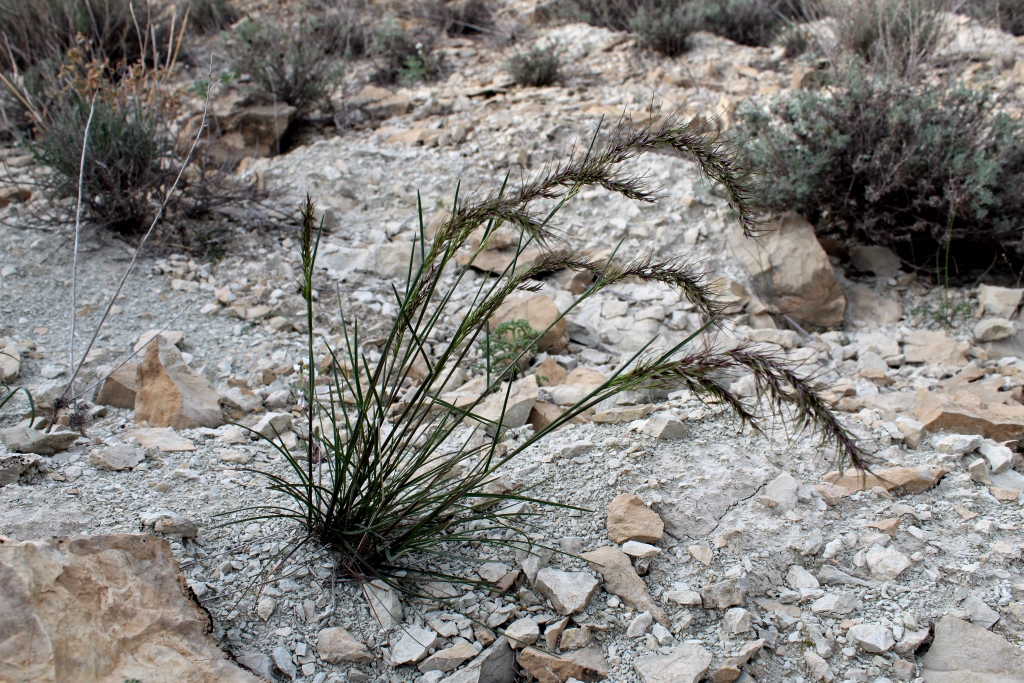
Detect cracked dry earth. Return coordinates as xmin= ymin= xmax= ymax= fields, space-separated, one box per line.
xmin=3 ymin=10 xmax=1024 ymax=683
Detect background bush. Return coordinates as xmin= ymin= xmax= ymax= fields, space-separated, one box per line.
xmin=554 ymin=0 xmax=791 ymax=55
xmin=738 ymin=66 xmax=1024 ymax=273
xmin=369 ymin=23 xmax=443 ymax=85
xmin=966 ymin=0 xmax=1024 ymax=35
xmin=186 ymin=0 xmax=239 ymax=34
xmin=507 ymin=45 xmax=561 ymax=86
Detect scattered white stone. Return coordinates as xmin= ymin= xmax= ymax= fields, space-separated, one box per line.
xmin=933 ymin=433 xmax=983 ymax=455
xmin=848 ymin=623 xmax=895 ymax=653
xmin=786 ymin=565 xmax=820 ymax=590
xmin=722 ymin=607 xmax=751 ymax=634
xmin=758 ymin=472 xmax=799 ymax=513
xmin=534 ymin=568 xmax=600 ymax=615
xmin=626 ymin=611 xmax=653 ymax=638
xmin=622 ymin=541 xmax=661 ymax=559
xmin=865 ymin=545 xmax=911 ymax=580
xmin=504 ymin=618 xmax=539 ymax=648
xmin=391 ymin=625 xmax=438 ymax=665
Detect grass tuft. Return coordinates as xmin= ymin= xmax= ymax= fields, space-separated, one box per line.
xmin=232 ymin=114 xmax=863 ymax=592
xmin=506 ymin=45 xmax=561 ymax=87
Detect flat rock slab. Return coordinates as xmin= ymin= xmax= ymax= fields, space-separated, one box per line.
xmin=0 ymin=426 xmax=78 ymax=456
xmin=823 ymin=467 xmax=946 ymax=496
xmin=633 ymin=643 xmax=712 ymax=683
xmin=922 ymin=615 xmax=1024 ymax=682
xmin=124 ymin=427 xmax=195 ymax=452
xmin=0 ymin=533 xmax=258 ymax=682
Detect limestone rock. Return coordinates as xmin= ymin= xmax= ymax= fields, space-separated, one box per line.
xmin=642 ymin=413 xmax=687 ymax=439
xmin=0 ymin=426 xmax=78 ymax=456
xmin=728 ymin=213 xmax=845 ymax=329
xmin=419 ymin=638 xmax=477 ymax=673
xmin=903 ymin=330 xmax=968 ymax=368
xmin=471 ymin=375 xmax=539 ymax=435
xmin=135 ymin=335 xmax=222 ymax=429
xmin=722 ymin=607 xmax=751 ymax=634
xmin=252 ymin=411 xmax=294 ymax=439
xmin=607 ymin=493 xmax=664 ymax=544
xmin=914 ymin=388 xmax=1024 ymax=441
xmin=844 ymin=282 xmax=903 ymax=327
xmin=392 ymin=625 xmax=438 ymax=665
xmin=317 ymin=627 xmax=373 ymax=664
xmin=865 ymin=545 xmax=911 ymax=580
xmin=962 ymin=595 xmax=1000 ymax=629
xmin=87 ymin=444 xmax=143 ymax=471
xmin=94 ymin=363 xmax=140 ymax=409
xmin=978 ymin=285 xmax=1024 ymax=318
xmin=922 ymin=615 xmax=1024 ymax=682
xmin=633 ymin=643 xmax=712 ymax=683
xmin=581 ymin=546 xmax=668 ymax=626
xmin=236 ymin=653 xmax=276 ymax=681
xmin=848 ymin=623 xmax=894 ymax=653
xmin=517 ymin=646 xmax=609 ymax=683
xmin=975 ymin=318 xmax=1016 ymax=342
xmin=220 ymin=386 xmax=263 ymax=413
xmin=0 ymin=534 xmax=258 ymax=682
xmin=622 ymin=541 xmax=661 ymax=559
xmin=823 ymin=467 xmax=946 ymax=496
xmin=490 ymin=293 xmax=568 ymax=353
xmin=0 ymin=452 xmax=40 ymax=486
xmin=0 ymin=342 xmax=19 ymax=383
xmin=123 ymin=427 xmax=195 ymax=452
xmin=133 ymin=329 xmax=184 ymax=354
xmin=504 ymin=618 xmax=539 ymax=648
xmin=534 ymin=567 xmax=600 ymax=615
xmin=758 ymin=472 xmax=800 ymax=513
xmin=701 ymin=578 xmax=748 ymax=610
xmin=364 ymin=580 xmax=403 ymax=629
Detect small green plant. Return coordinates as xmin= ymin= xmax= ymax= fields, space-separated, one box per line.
xmin=507 ymin=45 xmax=561 ymax=87
xmin=737 ymin=65 xmax=1024 ymax=272
xmin=697 ymin=0 xmax=786 ymax=47
xmin=476 ymin=319 xmax=538 ymax=380
xmin=234 ymin=116 xmax=862 ymax=592
xmin=370 ymin=24 xmax=442 ymax=85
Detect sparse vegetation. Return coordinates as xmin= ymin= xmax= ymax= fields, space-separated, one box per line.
xmin=184 ymin=0 xmax=239 ymax=34
xmin=966 ymin=0 xmax=1024 ymax=35
xmin=369 ymin=23 xmax=443 ymax=85
xmin=507 ymin=44 xmax=561 ymax=86
xmin=237 ymin=118 xmax=862 ymax=589
xmin=477 ymin=319 xmax=538 ymax=380
xmin=226 ymin=16 xmax=352 ymax=114
xmin=738 ymin=65 xmax=1024 ymax=272
xmin=419 ymin=0 xmax=495 ymax=36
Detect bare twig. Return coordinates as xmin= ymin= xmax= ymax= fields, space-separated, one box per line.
xmin=68 ymin=94 xmax=97 ymax=398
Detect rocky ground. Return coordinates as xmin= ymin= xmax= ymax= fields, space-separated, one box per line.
xmin=2 ymin=5 xmax=1024 ymax=683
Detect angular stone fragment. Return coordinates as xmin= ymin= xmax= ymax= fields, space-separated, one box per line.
xmin=517 ymin=646 xmax=608 ymax=683
xmin=0 ymin=534 xmax=258 ymax=682
xmin=581 ymin=546 xmax=668 ymax=626
xmin=0 ymin=426 xmax=78 ymax=456
xmin=865 ymin=545 xmax=911 ymax=580
xmin=419 ymin=638 xmax=477 ymax=672
xmin=87 ymin=443 xmax=143 ymax=471
xmin=252 ymin=411 xmax=294 ymax=439
xmin=135 ymin=335 xmax=222 ymax=429
xmin=758 ymin=472 xmax=799 ymax=512
xmin=534 ymin=567 xmax=600 ymax=615
xmin=622 ymin=541 xmax=661 ymax=559
xmin=470 ymin=375 xmax=539 ymax=435
xmin=392 ymin=625 xmax=438 ymax=665
xmin=903 ymin=330 xmax=969 ymax=367
xmin=975 ymin=318 xmax=1016 ymax=342
xmin=633 ymin=643 xmax=712 ymax=683
xmin=823 ymin=467 xmax=946 ymax=496
xmin=363 ymin=580 xmax=403 ymax=629
xmin=922 ymin=615 xmax=1024 ymax=682
xmin=642 ymin=413 xmax=687 ymax=439
xmin=0 ymin=452 xmax=40 ymax=486
xmin=701 ymin=578 xmax=748 ymax=610
xmin=317 ymin=627 xmax=373 ymax=664
xmin=94 ymin=362 xmax=140 ymax=409
xmin=607 ymin=493 xmax=664 ymax=544
xmin=811 ymin=593 xmax=859 ymax=616
xmin=0 ymin=342 xmax=19 ymax=383
xmin=728 ymin=213 xmax=845 ymax=328
xmin=978 ymin=285 xmax=1024 ymax=318
xmin=124 ymin=427 xmax=195 ymax=452
xmin=914 ymin=388 xmax=1024 ymax=441
xmin=848 ymin=623 xmax=894 ymax=653
xmin=220 ymin=386 xmax=263 ymax=413
xmin=504 ymin=618 xmax=539 ymax=649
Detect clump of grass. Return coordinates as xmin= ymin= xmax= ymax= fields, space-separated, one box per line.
xmin=507 ymin=45 xmax=561 ymax=87
xmin=737 ymin=65 xmax=1024 ymax=273
xmin=236 ymin=115 xmax=863 ymax=590
xmin=369 ymin=23 xmax=443 ymax=86
xmin=698 ymin=0 xmax=787 ymax=47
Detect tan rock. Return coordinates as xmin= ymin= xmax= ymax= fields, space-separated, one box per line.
xmin=491 ymin=293 xmax=568 ymax=353
xmin=0 ymin=534 xmax=258 ymax=683
xmin=607 ymin=494 xmax=664 ymax=544
xmin=823 ymin=467 xmax=946 ymax=496
xmin=581 ymin=546 xmax=668 ymax=626
xmin=902 ymin=330 xmax=969 ymax=368
xmin=0 ymin=343 xmax=20 ymax=383
xmin=633 ymin=643 xmax=712 ymax=683
xmin=814 ymin=482 xmax=851 ymax=506
xmin=728 ymin=213 xmax=845 ymax=329
xmin=458 ymin=247 xmax=542 ymax=275
xmin=134 ymin=335 xmax=222 ymax=430
xmin=418 ymin=638 xmax=477 ymax=672
xmin=470 ymin=375 xmax=539 ymax=435
xmin=592 ymin=404 xmax=653 ymax=423
xmin=532 ymin=357 xmax=568 ymax=386
xmin=844 ymin=282 xmax=903 ymax=328
xmin=978 ymin=285 xmax=1024 ymax=318
xmin=132 ymin=329 xmax=184 ymax=354
xmin=517 ymin=646 xmax=609 ymax=683
xmin=123 ymin=427 xmax=195 ymax=452
xmin=975 ymin=318 xmax=1016 ymax=342
xmin=94 ymin=363 xmax=140 ymax=409
xmin=914 ymin=388 xmax=1024 ymax=441
xmin=922 ymin=615 xmax=1024 ymax=682
xmin=528 ymin=401 xmax=565 ymax=431
xmin=317 ymin=627 xmax=373 ymax=664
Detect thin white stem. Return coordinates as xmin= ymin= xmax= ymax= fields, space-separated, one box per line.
xmin=69 ymin=95 xmax=97 ymax=397
xmin=62 ymin=63 xmax=217 ymax=399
